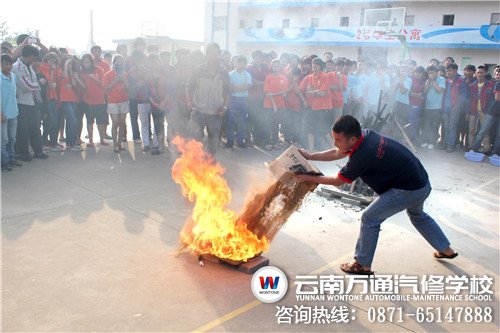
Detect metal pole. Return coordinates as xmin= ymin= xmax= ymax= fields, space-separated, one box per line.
xmin=226 ymin=1 xmax=230 ymax=50
xmin=89 ymin=9 xmax=95 ymax=49
xmin=211 ymin=0 xmax=215 ymax=43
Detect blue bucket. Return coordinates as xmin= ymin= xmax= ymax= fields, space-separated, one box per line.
xmin=489 ymin=155 xmax=500 ymax=167
xmin=465 ymin=151 xmax=484 ymax=162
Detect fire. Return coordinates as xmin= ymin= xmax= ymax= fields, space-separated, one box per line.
xmin=171 ymin=136 xmax=269 ymax=262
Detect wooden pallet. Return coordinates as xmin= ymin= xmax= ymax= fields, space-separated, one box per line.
xmin=200 ymin=254 xmax=270 ymax=274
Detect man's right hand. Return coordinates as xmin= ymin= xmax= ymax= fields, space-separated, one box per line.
xmin=298 ymin=148 xmax=310 ymax=160
xmin=1 ymin=113 xmax=6 ymax=123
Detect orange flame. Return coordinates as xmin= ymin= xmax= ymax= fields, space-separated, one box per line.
xmin=171 ymin=136 xmax=269 ymax=261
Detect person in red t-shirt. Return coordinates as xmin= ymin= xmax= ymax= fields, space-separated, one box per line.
xmin=91 ymin=46 xmax=112 ymax=138
xmin=104 ymin=55 xmax=129 ymax=152
xmin=299 ymin=58 xmax=333 ymax=151
xmin=246 ymin=50 xmax=270 ymax=146
xmin=283 ymin=54 xmax=300 ymax=77
xmin=58 ymin=55 xmax=83 ymax=150
xmin=328 ymin=60 xmax=347 ymax=125
xmin=263 ymin=60 xmax=288 ymax=150
xmin=284 ymin=67 xmax=305 ymax=146
xmin=72 ymin=56 xmax=88 ymax=147
xmin=38 ymin=52 xmax=63 ymax=150
xmin=90 ymin=45 xmax=111 ymax=76
xmin=408 ymin=66 xmax=426 ymax=144
xmin=80 ymin=54 xmax=108 ymax=147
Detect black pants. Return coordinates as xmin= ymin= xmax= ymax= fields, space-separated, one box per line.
xmin=128 ymin=99 xmax=141 ymax=140
xmin=75 ymin=102 xmax=85 ymax=141
xmin=16 ymin=104 xmax=43 ymax=156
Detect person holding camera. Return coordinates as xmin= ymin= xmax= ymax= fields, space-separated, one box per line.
xmin=11 ymin=34 xmax=48 ymax=62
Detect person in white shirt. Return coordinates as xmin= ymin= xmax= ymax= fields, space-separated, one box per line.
xmin=11 ymin=45 xmax=48 ymax=161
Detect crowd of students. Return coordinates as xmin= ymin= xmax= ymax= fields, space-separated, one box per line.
xmin=1 ymin=35 xmax=499 ymax=172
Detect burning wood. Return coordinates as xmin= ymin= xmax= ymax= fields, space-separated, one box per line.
xmin=171 ymin=137 xmax=316 ymax=264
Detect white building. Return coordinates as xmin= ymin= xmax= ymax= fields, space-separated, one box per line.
xmin=205 ymin=0 xmax=499 ymax=68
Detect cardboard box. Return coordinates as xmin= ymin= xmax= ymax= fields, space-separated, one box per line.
xmin=265 ymin=145 xmax=322 ymax=184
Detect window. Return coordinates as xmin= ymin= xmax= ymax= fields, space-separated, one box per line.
xmin=443 ymin=14 xmax=455 ymax=26
xmin=461 ymin=57 xmax=471 ymax=70
xmin=340 ymin=17 xmax=349 ymax=27
xmin=256 ymin=20 xmax=263 ymax=28
xmin=491 ymin=13 xmax=500 ymax=25
xmin=282 ymin=19 xmax=290 ymax=28
xmin=405 ymin=15 xmax=414 ymax=26
xmin=239 ymin=20 xmax=246 ymax=29
xmin=311 ymin=18 xmax=319 ymax=28
xmin=214 ymin=16 xmax=227 ymax=31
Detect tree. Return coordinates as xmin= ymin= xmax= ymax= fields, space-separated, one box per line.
xmin=0 ymin=17 xmax=9 ymax=41
xmin=0 ymin=18 xmax=37 ymax=46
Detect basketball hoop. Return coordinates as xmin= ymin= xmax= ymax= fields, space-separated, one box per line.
xmin=364 ymin=7 xmax=406 ymax=36
xmin=361 ymin=7 xmax=411 ymax=62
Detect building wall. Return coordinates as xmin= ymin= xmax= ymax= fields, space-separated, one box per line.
xmin=205 ymin=1 xmax=239 ymax=52
xmin=236 ymin=1 xmax=498 ymax=28
xmin=214 ymin=0 xmax=499 ymax=66
xmin=401 ymin=1 xmax=498 ymax=26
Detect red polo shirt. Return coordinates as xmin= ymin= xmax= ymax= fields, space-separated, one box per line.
xmin=263 ymin=74 xmax=288 ymax=109
xmin=299 ymin=71 xmax=332 ymax=110
xmin=328 ymin=72 xmax=347 ymax=109
xmin=82 ymin=67 xmax=105 ymax=105
xmin=103 ymin=70 xmax=128 ymax=103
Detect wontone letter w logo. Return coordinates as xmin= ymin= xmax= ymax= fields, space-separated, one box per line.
xmin=259 ymin=276 xmax=280 ymax=289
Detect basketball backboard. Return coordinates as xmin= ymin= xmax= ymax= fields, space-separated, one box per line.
xmin=364 ymin=7 xmax=406 ymax=35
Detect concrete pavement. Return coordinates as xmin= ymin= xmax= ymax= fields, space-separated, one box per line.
xmin=2 ymin=139 xmax=499 ymax=332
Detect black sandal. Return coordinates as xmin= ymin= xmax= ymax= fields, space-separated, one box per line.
xmin=434 ymin=251 xmax=458 ymax=259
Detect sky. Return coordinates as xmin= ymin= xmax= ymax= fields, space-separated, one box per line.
xmin=1 ymin=0 xmax=205 ymax=53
